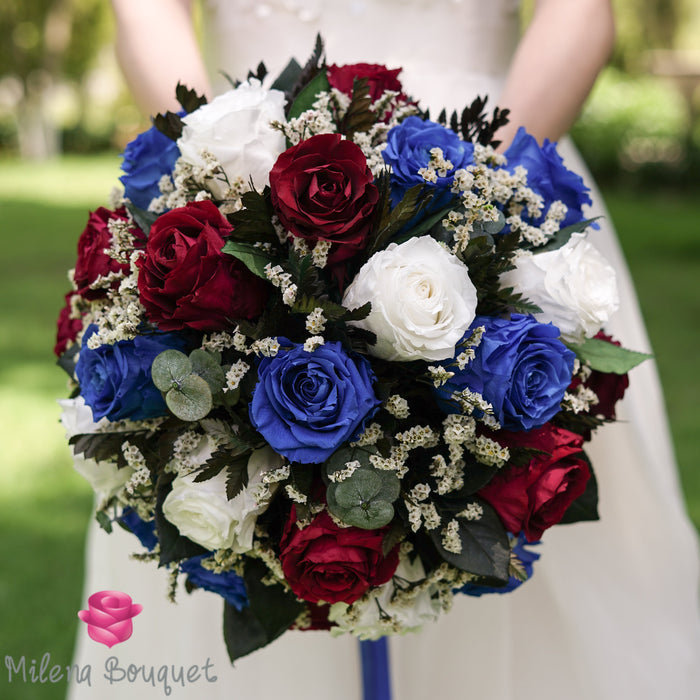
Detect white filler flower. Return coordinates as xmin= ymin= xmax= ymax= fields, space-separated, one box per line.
xmin=162 ymin=446 xmax=284 ymax=552
xmin=342 ymin=236 xmax=478 ymax=361
xmin=177 ymin=79 xmax=286 ymax=198
xmin=500 ymin=232 xmax=619 ymax=343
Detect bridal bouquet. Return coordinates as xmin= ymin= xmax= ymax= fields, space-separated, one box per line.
xmin=56 ymin=40 xmax=646 ymax=659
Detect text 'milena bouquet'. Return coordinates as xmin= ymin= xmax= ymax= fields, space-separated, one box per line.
xmin=56 ymin=38 xmax=648 ymax=659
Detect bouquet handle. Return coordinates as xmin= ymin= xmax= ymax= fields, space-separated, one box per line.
xmin=359 ymin=638 xmax=392 ymax=700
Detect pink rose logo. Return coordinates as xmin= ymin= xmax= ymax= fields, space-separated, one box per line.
xmin=78 ymin=590 xmax=143 ymax=647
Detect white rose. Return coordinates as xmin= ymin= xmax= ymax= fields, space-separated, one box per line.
xmin=72 ymin=455 xmax=134 ymax=502
xmin=328 ymin=554 xmax=440 ymax=639
xmin=342 ymin=236 xmax=478 ymax=361
xmin=177 ymin=79 xmax=287 ymax=198
xmin=500 ymin=233 xmax=619 ymax=343
xmin=162 ymin=446 xmax=284 ymax=552
xmin=59 ymin=397 xmax=134 ymax=500
xmin=58 ymin=397 xmax=110 ymax=439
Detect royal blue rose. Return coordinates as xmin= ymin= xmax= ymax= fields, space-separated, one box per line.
xmin=249 ymin=340 xmax=381 ymax=464
xmin=459 ymin=533 xmax=540 ymax=596
xmin=119 ymin=123 xmax=181 ymax=210
xmin=180 ymin=555 xmax=249 ymax=610
xmin=119 ymin=508 xmax=158 ymax=551
xmin=382 ymin=115 xmax=474 ymax=208
xmin=503 ymin=127 xmax=592 ymax=228
xmin=437 ymin=314 xmax=575 ymax=432
xmin=76 ymin=324 xmax=187 ymax=422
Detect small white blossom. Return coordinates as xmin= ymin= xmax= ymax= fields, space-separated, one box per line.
xmin=385 ymin=395 xmax=410 ymax=419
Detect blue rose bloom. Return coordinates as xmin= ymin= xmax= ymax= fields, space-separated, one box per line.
xmin=249 ymin=339 xmax=381 ymax=464
xmin=180 ymin=555 xmax=249 ymax=610
xmin=76 ymin=324 xmax=187 ymax=422
xmin=382 ymin=115 xmax=474 ymax=209
xmin=436 ymin=314 xmax=575 ymax=432
xmin=503 ymin=127 xmax=592 ymax=228
xmin=459 ymin=533 xmax=541 ymax=596
xmin=119 ymin=123 xmax=181 ymax=210
xmin=119 ymin=508 xmax=158 ymax=551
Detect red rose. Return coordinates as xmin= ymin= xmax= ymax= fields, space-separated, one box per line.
xmin=269 ymin=133 xmax=379 ymax=266
xmin=279 ymin=507 xmax=399 ymax=605
xmin=570 ymin=331 xmax=629 ymax=422
xmin=54 ymin=291 xmax=83 ymax=356
xmin=73 ymin=207 xmax=143 ymax=300
xmin=478 ymin=425 xmax=590 ymax=542
xmin=327 ymin=63 xmax=403 ymax=102
xmin=137 ymin=200 xmax=268 ymax=331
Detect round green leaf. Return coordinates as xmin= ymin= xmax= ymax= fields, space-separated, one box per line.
xmin=334 ymin=469 xmax=383 ymax=509
xmin=165 ymin=374 xmax=213 ymax=421
xmin=151 ymin=350 xmax=193 ymax=392
xmin=189 ymin=349 xmax=226 ymax=395
xmin=342 ymin=501 xmax=395 ymax=529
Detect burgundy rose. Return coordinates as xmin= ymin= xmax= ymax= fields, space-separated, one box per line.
xmin=279 ymin=507 xmax=399 ymax=605
xmin=327 ymin=63 xmax=403 ymax=102
xmin=54 ymin=291 xmax=83 ymax=356
xmin=269 ymin=133 xmax=379 ymax=266
xmin=570 ymin=331 xmax=629 ymax=422
xmin=478 ymin=425 xmax=590 ymax=542
xmin=137 ymin=200 xmax=268 ymax=331
xmin=73 ymin=207 xmax=143 ymax=300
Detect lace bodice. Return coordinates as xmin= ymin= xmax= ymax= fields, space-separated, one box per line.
xmin=201 ymin=0 xmax=521 ymax=113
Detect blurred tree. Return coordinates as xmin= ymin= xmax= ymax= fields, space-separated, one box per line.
xmin=0 ymin=0 xmax=109 ymax=158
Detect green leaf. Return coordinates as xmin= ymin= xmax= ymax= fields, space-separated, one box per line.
xmin=225 ymin=189 xmax=278 ymax=245
xmin=287 ymin=70 xmax=331 ymax=121
xmin=125 ymin=202 xmax=158 ymax=237
xmin=392 ymin=201 xmax=461 ymax=245
xmin=95 ymin=510 xmax=113 ymax=534
xmin=559 ymin=454 xmax=599 ymax=524
xmin=151 ymin=349 xmax=193 ymax=392
xmin=226 ymin=455 xmax=250 ymax=501
xmin=270 ymin=58 xmax=303 ymax=93
xmin=290 ymin=294 xmax=371 ymax=323
xmin=189 ymin=349 xmax=226 ymax=395
xmin=536 ymin=217 xmax=601 ymax=253
xmin=175 ymin=82 xmax=207 ymax=113
xmin=223 ymin=560 xmax=305 ymax=662
xmin=221 ymin=240 xmax=276 ymax=279
xmin=223 ymin=604 xmax=271 ymax=662
xmin=325 ymin=459 xmax=401 ymax=530
xmin=341 ymin=77 xmax=374 ymax=139
xmin=429 ymin=497 xmax=510 ymax=583
xmin=153 ymin=110 xmax=185 ymax=141
xmin=166 ymin=375 xmax=213 ymax=421
xmin=569 ymin=337 xmax=651 ymax=374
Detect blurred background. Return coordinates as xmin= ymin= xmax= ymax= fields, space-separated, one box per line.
xmin=0 ymin=1 xmax=698 ymax=698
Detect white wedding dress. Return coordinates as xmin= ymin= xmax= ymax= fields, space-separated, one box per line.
xmin=68 ymin=1 xmax=700 ymax=698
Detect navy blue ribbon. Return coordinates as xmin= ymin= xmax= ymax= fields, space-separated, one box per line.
xmin=359 ymin=638 xmax=392 ymax=700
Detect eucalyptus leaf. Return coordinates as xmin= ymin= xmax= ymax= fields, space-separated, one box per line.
xmin=221 ymin=241 xmax=276 ymax=279
xmin=569 ymin=337 xmax=651 ymax=374
xmin=95 ymin=510 xmax=113 ymax=534
xmin=326 ymin=465 xmax=400 ymax=529
xmin=151 ymin=350 xmax=193 ymax=392
xmin=190 ymin=349 xmax=226 ymax=395
xmin=166 ymin=374 xmax=213 ymax=421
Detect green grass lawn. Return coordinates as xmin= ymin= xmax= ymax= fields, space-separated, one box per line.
xmin=0 ymin=154 xmax=697 ymax=700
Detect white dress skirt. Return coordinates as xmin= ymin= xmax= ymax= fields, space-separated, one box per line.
xmin=68 ymin=1 xmax=700 ymax=698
